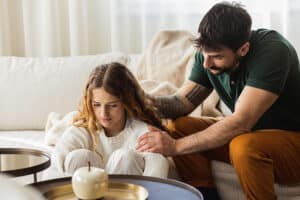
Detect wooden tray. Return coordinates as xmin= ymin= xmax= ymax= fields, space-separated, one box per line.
xmin=43 ymin=181 xmax=148 ymax=200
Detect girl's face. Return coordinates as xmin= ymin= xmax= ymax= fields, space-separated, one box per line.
xmin=92 ymin=87 xmax=126 ymax=136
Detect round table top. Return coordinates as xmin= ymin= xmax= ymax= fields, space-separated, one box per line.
xmin=32 ymin=175 xmax=203 ymax=200
xmin=0 ymin=148 xmax=50 ymax=177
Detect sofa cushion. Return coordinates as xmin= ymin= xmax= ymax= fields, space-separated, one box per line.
xmin=0 ymin=131 xmax=52 ymax=153
xmin=211 ymin=160 xmax=300 ymax=200
xmin=0 ymin=53 xmax=130 ymax=130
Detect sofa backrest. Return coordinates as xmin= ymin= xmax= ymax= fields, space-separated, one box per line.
xmin=0 ymin=53 xmax=131 ymax=130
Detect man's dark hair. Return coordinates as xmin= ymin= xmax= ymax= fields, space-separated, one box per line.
xmin=194 ymin=2 xmax=252 ymax=51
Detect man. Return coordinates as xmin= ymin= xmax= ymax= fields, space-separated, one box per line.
xmin=136 ymin=2 xmax=300 ymax=200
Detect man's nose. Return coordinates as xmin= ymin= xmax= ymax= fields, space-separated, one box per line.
xmin=203 ymin=56 xmax=212 ymax=69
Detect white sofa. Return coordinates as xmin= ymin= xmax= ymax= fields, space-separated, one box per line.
xmin=0 ymin=30 xmax=299 ymax=200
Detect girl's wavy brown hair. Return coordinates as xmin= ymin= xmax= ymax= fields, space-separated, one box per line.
xmin=73 ymin=62 xmax=165 ymax=150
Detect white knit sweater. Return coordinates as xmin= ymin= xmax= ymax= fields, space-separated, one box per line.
xmin=52 ymin=118 xmax=169 ymax=178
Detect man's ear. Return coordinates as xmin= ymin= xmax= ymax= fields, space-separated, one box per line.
xmin=237 ymin=42 xmax=250 ymax=57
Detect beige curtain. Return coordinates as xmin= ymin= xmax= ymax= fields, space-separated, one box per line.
xmin=0 ymin=0 xmax=299 ymax=56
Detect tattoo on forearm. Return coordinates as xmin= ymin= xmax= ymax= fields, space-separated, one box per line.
xmin=154 ymin=95 xmax=191 ymax=119
xmin=185 ymin=85 xmax=204 ymax=107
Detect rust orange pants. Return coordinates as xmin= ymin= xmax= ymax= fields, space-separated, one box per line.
xmin=167 ymin=116 xmax=300 ymax=200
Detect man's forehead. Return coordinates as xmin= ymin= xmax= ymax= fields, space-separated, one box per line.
xmin=201 ymin=46 xmax=232 ymax=55
xmin=202 ymin=49 xmax=224 ymax=56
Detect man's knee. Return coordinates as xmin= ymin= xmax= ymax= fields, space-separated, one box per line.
xmin=229 ymin=133 xmax=262 ymax=165
xmin=167 ymin=117 xmax=215 ymax=137
xmin=166 ymin=117 xmax=188 ymax=133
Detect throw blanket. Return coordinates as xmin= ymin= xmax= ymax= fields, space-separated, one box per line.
xmin=45 ymin=111 xmax=78 ymax=146
xmin=136 ymin=30 xmax=196 ymax=87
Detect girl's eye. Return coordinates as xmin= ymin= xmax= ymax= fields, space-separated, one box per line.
xmin=92 ymin=103 xmax=119 ymax=108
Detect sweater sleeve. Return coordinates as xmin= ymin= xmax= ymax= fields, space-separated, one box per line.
xmin=142 ymin=152 xmax=169 ymax=178
xmin=130 ymin=120 xmax=169 ymax=178
xmin=51 ymin=126 xmax=104 ymax=174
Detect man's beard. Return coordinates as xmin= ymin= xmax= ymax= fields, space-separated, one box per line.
xmin=209 ymin=55 xmax=242 ymax=75
xmin=208 ymin=66 xmax=232 ymax=75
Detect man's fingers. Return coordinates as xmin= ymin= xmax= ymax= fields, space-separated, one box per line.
xmin=136 ymin=130 xmax=166 ymax=153
xmin=137 ymin=134 xmax=148 ymax=142
xmin=136 ymin=141 xmax=152 ymax=152
xmin=136 ymin=135 xmax=161 ymax=152
xmin=137 ymin=143 xmax=161 ymax=154
xmin=137 ymin=131 xmax=160 ymax=144
xmin=136 ymin=135 xmax=152 ymax=150
xmin=137 ymin=134 xmax=151 ymax=149
xmin=136 ymin=141 xmax=145 ymax=151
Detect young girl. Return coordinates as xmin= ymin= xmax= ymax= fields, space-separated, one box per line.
xmin=52 ymin=62 xmax=169 ymax=178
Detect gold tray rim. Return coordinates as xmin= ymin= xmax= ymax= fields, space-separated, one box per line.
xmin=44 ymin=181 xmax=149 ymax=200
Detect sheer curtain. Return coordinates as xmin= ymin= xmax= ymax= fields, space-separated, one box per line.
xmin=0 ymin=0 xmax=299 ymax=56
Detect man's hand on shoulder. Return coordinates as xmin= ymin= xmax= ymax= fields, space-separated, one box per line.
xmin=136 ymin=125 xmax=177 ymax=156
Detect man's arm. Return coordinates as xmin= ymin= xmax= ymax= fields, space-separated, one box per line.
xmin=152 ymin=80 xmax=212 ymax=119
xmin=137 ymin=86 xmax=278 ymax=155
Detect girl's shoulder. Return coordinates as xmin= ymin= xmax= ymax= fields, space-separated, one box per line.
xmin=127 ymin=118 xmax=149 ymax=136
xmin=62 ymin=125 xmax=90 ymax=139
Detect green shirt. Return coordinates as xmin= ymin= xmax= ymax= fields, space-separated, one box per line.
xmin=189 ymin=29 xmax=300 ymax=131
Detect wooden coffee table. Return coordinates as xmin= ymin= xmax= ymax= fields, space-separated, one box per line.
xmin=0 ymin=148 xmax=51 ymax=183
xmin=32 ymin=175 xmax=203 ymax=200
